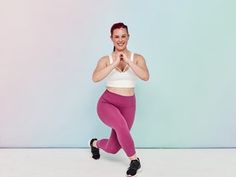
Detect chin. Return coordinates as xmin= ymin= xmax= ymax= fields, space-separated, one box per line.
xmin=116 ymin=46 xmax=126 ymax=51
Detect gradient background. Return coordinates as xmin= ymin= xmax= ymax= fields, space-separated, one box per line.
xmin=0 ymin=0 xmax=236 ymax=148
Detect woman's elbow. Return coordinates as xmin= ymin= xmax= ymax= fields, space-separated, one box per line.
xmin=143 ymin=75 xmax=149 ymax=81
xmin=92 ymin=75 xmax=101 ymax=82
xmin=92 ymin=77 xmax=99 ymax=82
xmin=142 ymin=73 xmax=150 ymax=81
xmin=92 ymin=75 xmax=98 ymax=82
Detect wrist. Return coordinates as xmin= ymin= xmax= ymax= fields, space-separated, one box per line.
xmin=127 ymin=60 xmax=133 ymax=66
xmin=111 ymin=62 xmax=117 ymax=69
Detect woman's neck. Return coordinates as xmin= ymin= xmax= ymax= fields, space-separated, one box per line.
xmin=115 ymin=49 xmax=129 ymax=54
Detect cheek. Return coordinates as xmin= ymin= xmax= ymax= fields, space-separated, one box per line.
xmin=124 ymin=38 xmax=128 ymax=42
xmin=112 ymin=38 xmax=118 ymax=43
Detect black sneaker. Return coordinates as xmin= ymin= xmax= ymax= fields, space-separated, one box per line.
xmin=89 ymin=138 xmax=100 ymax=160
xmin=126 ymin=158 xmax=141 ymax=176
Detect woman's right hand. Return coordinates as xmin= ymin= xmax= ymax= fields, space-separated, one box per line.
xmin=112 ymin=52 xmax=123 ymax=67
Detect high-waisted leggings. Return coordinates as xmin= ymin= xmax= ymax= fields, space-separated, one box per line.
xmin=96 ymin=89 xmax=136 ymax=157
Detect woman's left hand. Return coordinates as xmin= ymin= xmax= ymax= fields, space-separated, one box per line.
xmin=119 ymin=52 xmax=131 ymax=65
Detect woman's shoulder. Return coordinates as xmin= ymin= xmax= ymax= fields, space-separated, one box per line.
xmin=98 ymin=55 xmax=110 ymax=63
xmin=133 ymin=52 xmax=144 ymax=58
xmin=133 ymin=52 xmax=145 ymax=63
xmin=98 ymin=55 xmax=110 ymax=65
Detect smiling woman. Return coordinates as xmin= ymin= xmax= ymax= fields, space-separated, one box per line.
xmin=111 ymin=23 xmax=129 ymax=52
xmin=90 ymin=22 xmax=149 ymax=177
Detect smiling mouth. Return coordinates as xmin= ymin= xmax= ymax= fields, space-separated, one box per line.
xmin=117 ymin=43 xmax=125 ymax=47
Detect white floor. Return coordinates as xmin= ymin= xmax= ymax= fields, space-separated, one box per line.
xmin=0 ymin=148 xmax=236 ymax=177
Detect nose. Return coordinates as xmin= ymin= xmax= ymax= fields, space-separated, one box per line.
xmin=118 ymin=37 xmax=123 ymax=42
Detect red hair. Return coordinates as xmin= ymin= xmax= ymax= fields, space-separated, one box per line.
xmin=110 ymin=22 xmax=129 ymax=37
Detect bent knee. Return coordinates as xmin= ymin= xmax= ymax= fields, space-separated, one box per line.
xmin=108 ymin=146 xmax=121 ymax=154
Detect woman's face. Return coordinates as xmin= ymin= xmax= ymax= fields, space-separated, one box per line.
xmin=111 ymin=28 xmax=129 ymax=51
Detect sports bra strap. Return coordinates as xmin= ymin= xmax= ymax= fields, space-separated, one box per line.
xmin=131 ymin=53 xmax=134 ymax=61
xmin=109 ymin=55 xmax=113 ymax=64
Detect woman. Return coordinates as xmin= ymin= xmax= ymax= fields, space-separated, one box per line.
xmin=90 ymin=22 xmax=149 ymax=176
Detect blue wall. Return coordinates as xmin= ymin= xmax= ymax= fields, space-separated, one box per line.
xmin=0 ymin=0 xmax=236 ymax=147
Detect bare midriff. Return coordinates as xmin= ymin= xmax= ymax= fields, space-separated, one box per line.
xmin=106 ymin=87 xmax=135 ymax=96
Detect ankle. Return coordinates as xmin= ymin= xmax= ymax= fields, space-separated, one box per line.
xmin=90 ymin=138 xmax=100 ymax=160
xmin=92 ymin=140 xmax=98 ymax=148
xmin=131 ymin=157 xmax=140 ymax=163
xmin=129 ymin=154 xmax=137 ymax=161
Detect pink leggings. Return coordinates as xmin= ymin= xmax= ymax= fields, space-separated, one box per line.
xmin=96 ymin=89 xmax=136 ymax=157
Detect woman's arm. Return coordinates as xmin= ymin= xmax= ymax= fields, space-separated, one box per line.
xmin=127 ymin=54 xmax=149 ymax=81
xmin=92 ymin=56 xmax=118 ymax=82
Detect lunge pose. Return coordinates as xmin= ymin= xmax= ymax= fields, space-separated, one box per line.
xmin=90 ymin=22 xmax=149 ymax=176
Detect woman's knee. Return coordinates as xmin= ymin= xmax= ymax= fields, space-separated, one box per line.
xmin=108 ymin=146 xmax=121 ymax=154
xmin=115 ymin=120 xmax=129 ymax=132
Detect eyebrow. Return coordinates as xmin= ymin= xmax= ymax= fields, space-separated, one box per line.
xmin=114 ymin=34 xmax=127 ymax=37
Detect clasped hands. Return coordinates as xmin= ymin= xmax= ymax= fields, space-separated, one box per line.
xmin=112 ymin=52 xmax=131 ymax=67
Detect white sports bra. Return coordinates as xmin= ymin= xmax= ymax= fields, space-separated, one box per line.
xmin=106 ymin=53 xmax=137 ymax=88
